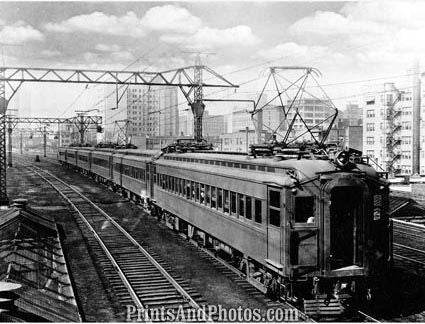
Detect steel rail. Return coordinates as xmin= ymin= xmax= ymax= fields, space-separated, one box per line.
xmin=357 ymin=310 xmax=380 ymax=322
xmin=28 ymin=166 xmax=151 ymax=322
xmin=23 ymin=161 xmax=212 ymax=322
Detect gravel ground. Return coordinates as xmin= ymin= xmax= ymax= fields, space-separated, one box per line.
xmin=7 ymin=161 xmax=119 ymax=322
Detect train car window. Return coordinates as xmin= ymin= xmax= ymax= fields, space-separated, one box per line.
xmin=220 ymin=161 xmax=226 ymax=166
xmin=295 ymin=196 xmax=315 ymax=223
xmin=269 ymin=190 xmax=281 ymax=227
xmin=186 ymin=181 xmax=191 ymax=199
xmin=246 ymin=196 xmax=252 ymax=220
xmin=227 ymin=162 xmax=234 ymax=167
xmin=234 ymin=163 xmax=240 ymax=168
xmin=180 ymin=179 xmax=184 ymax=196
xmin=191 ymin=181 xmax=195 ymax=200
xmin=230 ymin=192 xmax=237 ymax=215
xmin=215 ymin=161 xmax=220 ymax=165
xmin=223 ymin=190 xmax=230 ymax=214
xmin=211 ymin=187 xmax=217 ymax=208
xmin=267 ymin=167 xmax=275 ymax=172
xmin=195 ymin=183 xmax=200 ymax=201
xmin=258 ymin=166 xmax=266 ymax=171
xmin=209 ymin=160 xmax=214 ymax=165
xmin=217 ymin=189 xmax=223 ymax=210
xmin=205 ymin=185 xmax=211 ymax=205
xmin=241 ymin=164 xmax=248 ymax=169
xmin=171 ymin=177 xmax=174 ymax=192
xmin=254 ymin=199 xmax=262 ymax=223
xmin=238 ymin=194 xmax=245 ymax=217
xmin=249 ymin=164 xmax=256 ymax=170
xmin=200 ymin=184 xmax=205 ymax=203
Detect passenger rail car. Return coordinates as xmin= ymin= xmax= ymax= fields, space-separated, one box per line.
xmin=58 ymin=146 xmax=391 ymax=315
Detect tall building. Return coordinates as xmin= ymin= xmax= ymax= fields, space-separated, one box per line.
xmin=219 ymin=130 xmax=271 ymax=152
xmin=284 ymin=98 xmax=335 ymax=143
xmin=178 ymin=111 xmax=227 ymax=140
xmin=343 ymin=103 xmax=362 ymax=126
xmin=232 ymin=108 xmax=255 ymax=132
xmin=362 ymin=75 xmax=425 ymax=175
xmin=105 ymin=85 xmax=178 ymax=143
xmin=203 ymin=112 xmax=227 ymax=139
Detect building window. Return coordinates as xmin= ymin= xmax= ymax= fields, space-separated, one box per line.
xmin=366 ymin=98 xmax=375 ymax=105
xmin=366 ymin=123 xmax=375 ymax=132
xmin=366 ymin=150 xmax=375 ymax=158
xmin=366 ymin=137 xmax=375 ymax=145
xmin=402 ymin=121 xmax=412 ymax=130
xmin=366 ymin=110 xmax=375 ymax=118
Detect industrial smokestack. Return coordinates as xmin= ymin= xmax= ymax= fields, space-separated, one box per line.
xmin=412 ymin=61 xmax=421 ymax=176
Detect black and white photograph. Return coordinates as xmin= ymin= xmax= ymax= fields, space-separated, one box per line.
xmin=0 ymin=0 xmax=424 ymax=322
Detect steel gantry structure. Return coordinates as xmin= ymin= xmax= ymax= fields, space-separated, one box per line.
xmin=6 ymin=115 xmax=102 ymax=166
xmin=0 ymin=65 xmax=237 ymax=206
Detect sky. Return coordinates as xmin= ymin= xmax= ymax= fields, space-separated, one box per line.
xmin=0 ymin=0 xmax=424 ymax=120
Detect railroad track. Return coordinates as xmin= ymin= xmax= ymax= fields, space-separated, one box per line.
xmin=393 ymin=219 xmax=425 ymax=268
xmin=22 ymin=162 xmax=211 ymax=322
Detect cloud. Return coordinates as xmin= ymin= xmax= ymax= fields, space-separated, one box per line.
xmin=95 ymin=43 xmax=121 ymax=52
xmin=141 ymin=5 xmax=202 ymax=33
xmin=341 ymin=1 xmax=425 ymax=29
xmin=288 ymin=10 xmax=387 ymax=39
xmin=161 ymin=25 xmax=260 ymax=50
xmin=286 ymin=2 xmax=425 ymax=69
xmin=41 ymin=49 xmax=61 ymax=57
xmin=45 ymin=11 xmax=146 ymax=37
xmin=256 ymin=42 xmax=345 ymax=66
xmin=82 ymin=50 xmax=134 ymax=63
xmin=111 ymin=51 xmax=134 ymax=61
xmin=44 ymin=5 xmax=203 ymax=38
xmin=0 ymin=21 xmax=45 ymax=45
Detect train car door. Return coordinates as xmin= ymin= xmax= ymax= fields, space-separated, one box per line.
xmin=266 ymin=186 xmax=283 ymax=265
xmin=288 ymin=189 xmax=319 ymax=273
xmin=322 ymin=179 xmax=367 ymax=273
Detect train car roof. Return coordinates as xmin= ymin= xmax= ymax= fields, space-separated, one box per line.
xmin=159 ymin=152 xmax=380 ymax=181
xmin=156 ymin=158 xmax=296 ymax=187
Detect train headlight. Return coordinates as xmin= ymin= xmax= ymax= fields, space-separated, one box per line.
xmin=334 ymin=151 xmax=350 ymax=169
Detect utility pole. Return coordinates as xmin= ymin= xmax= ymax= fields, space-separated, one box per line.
xmin=192 ymin=54 xmax=205 ymax=142
xmin=7 ymin=116 xmax=12 ymax=167
xmin=43 ymin=125 xmax=47 ymax=157
xmin=79 ymin=114 xmax=84 ymax=145
xmin=0 ymin=68 xmax=8 ymax=206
